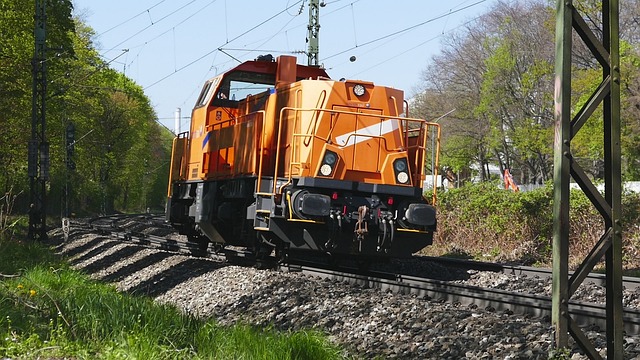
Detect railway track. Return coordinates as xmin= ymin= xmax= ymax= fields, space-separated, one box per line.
xmin=284 ymin=259 xmax=640 ymax=335
xmin=422 ymin=256 xmax=640 ymax=291
xmin=83 ymin=214 xmax=262 ymax=264
xmin=72 ymin=214 xmax=640 ymax=335
xmin=87 ymin=214 xmax=206 ymax=255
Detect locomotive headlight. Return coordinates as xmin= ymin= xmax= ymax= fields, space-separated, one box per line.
xmin=353 ymin=84 xmax=366 ymax=97
xmin=324 ymin=151 xmax=337 ymax=165
xmin=393 ymin=159 xmax=408 ymax=172
xmin=320 ymin=164 xmax=333 ymax=176
xmin=392 ymin=158 xmax=410 ymax=184
xmin=397 ymin=171 xmax=409 ymax=184
xmin=318 ymin=150 xmax=338 ymax=177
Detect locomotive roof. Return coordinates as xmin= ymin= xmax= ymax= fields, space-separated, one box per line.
xmin=222 ymin=57 xmax=330 ymax=82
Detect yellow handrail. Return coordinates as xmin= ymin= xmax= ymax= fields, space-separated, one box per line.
xmin=432 ymin=123 xmax=441 ymax=205
xmin=270 ymin=106 xmax=440 ymax=198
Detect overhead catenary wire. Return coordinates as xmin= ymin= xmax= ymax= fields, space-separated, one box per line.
xmin=144 ymin=0 xmax=304 ymax=89
xmin=440 ymin=0 xmax=484 ymax=34
xmin=96 ymin=0 xmax=168 ymax=38
xmin=86 ymin=0 xmax=487 ymax=85
xmin=48 ymin=49 xmax=130 ymax=91
xmin=224 ymin=0 xmax=229 ymax=42
xmin=173 ymin=0 xmax=359 ymax=87
xmin=82 ymin=0 xmax=497 ymax=125
xmin=322 ymin=0 xmax=488 ymax=61
xmin=123 ymin=0 xmax=219 ymax=71
xmin=266 ymin=0 xmax=361 ymax=45
xmin=220 ymin=6 xmax=305 ymax=61
xmin=204 ymin=0 xmax=478 ymax=76
xmin=173 ymin=27 xmax=177 ymax=72
xmin=96 ymin=0 xmax=342 ymax=91
xmin=179 ymin=51 xmax=221 ymax=108
xmin=108 ymin=0 xmax=199 ymax=51
xmin=346 ymin=13 xmax=486 ymax=82
xmin=350 ymin=2 xmax=358 ymax=47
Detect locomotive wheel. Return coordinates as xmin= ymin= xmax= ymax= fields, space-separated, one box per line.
xmin=187 ymin=235 xmax=209 ymax=256
xmin=254 ymin=233 xmax=278 ymax=269
xmin=275 ymin=246 xmax=289 ymax=264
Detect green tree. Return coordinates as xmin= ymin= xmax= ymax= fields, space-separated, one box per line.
xmin=413 ymin=0 xmax=640 ymax=183
xmin=475 ymin=8 xmax=556 ymax=184
xmin=0 ymin=0 xmax=172 ymax=217
xmin=0 ymin=0 xmax=75 ymax=206
xmin=413 ymin=1 xmax=556 ymax=184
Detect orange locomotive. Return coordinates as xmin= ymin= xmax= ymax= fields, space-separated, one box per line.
xmin=166 ymin=55 xmax=440 ymax=260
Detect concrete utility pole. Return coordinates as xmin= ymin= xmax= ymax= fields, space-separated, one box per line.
xmin=174 ymin=108 xmax=181 ymax=135
xmin=553 ymin=1 xmax=622 ymax=358
xmin=28 ymin=0 xmax=49 ymax=241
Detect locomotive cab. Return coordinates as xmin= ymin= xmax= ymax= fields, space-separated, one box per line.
xmin=166 ymin=54 xmax=440 ymax=259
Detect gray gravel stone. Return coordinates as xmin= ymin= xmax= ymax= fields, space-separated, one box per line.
xmin=49 ymin=228 xmax=640 ymax=359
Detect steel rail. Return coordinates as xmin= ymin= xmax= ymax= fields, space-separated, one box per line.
xmin=422 ymin=256 xmax=640 ymax=291
xmin=284 ymin=260 xmax=640 ymax=335
xmin=84 ymin=214 xmax=254 ymax=263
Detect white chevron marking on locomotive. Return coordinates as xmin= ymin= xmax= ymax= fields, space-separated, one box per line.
xmin=334 ymin=119 xmax=399 ymax=147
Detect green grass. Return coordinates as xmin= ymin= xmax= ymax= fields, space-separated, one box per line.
xmin=0 ymin=237 xmax=345 ymax=359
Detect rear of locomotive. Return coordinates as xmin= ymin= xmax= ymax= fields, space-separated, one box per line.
xmin=165 ymin=55 xmax=440 ymax=258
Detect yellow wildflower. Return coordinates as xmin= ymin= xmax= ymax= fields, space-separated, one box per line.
xmin=17 ymin=284 xmax=23 ymax=290
xmin=29 ymin=289 xmax=36 ymax=297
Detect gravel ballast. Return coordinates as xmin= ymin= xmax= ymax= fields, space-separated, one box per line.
xmin=50 ymin=228 xmax=640 ymax=359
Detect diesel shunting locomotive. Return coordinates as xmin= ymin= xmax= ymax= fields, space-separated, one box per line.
xmin=165 ymin=55 xmax=440 ymax=261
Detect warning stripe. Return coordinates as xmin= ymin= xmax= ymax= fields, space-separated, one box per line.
xmin=334 ymin=119 xmax=399 ymax=147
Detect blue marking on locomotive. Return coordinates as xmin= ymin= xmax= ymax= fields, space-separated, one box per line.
xmin=202 ymin=132 xmax=211 ymax=150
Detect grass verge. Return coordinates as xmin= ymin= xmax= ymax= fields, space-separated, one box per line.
xmin=0 ymin=237 xmax=345 ymax=359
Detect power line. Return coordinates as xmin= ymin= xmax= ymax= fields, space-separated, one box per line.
xmin=157 ymin=116 xmax=191 ymax=120
xmin=96 ymin=0 xmax=168 ymax=38
xmin=109 ymin=0 xmax=199 ymax=51
xmin=149 ymin=0 xmax=354 ymax=89
xmin=88 ymin=0 xmax=493 ymax=113
xmin=322 ymin=0 xmax=488 ymax=61
xmin=124 ymin=0 xmax=225 ymax=81
xmin=347 ymin=13 xmax=484 ymax=81
xmin=249 ymin=7 xmax=302 ymax=56
xmin=144 ymin=1 xmax=304 ymax=89
xmin=218 ymin=47 xmax=304 ymax=54
xmin=125 ymin=0 xmax=219 ymax=55
xmin=269 ymin=0 xmax=361 ymax=42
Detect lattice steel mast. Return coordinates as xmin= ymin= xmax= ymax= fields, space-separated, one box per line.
xmin=553 ymin=0 xmax=621 ymax=358
xmin=307 ymin=0 xmax=320 ymax=66
xmin=28 ymin=0 xmax=49 ymax=241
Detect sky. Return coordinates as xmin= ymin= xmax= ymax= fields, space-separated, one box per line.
xmin=72 ymin=0 xmax=501 ymax=132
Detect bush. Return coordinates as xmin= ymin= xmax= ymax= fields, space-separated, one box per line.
xmin=429 ymin=182 xmax=640 ymax=269
xmin=0 ymin=189 xmax=25 ymax=240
